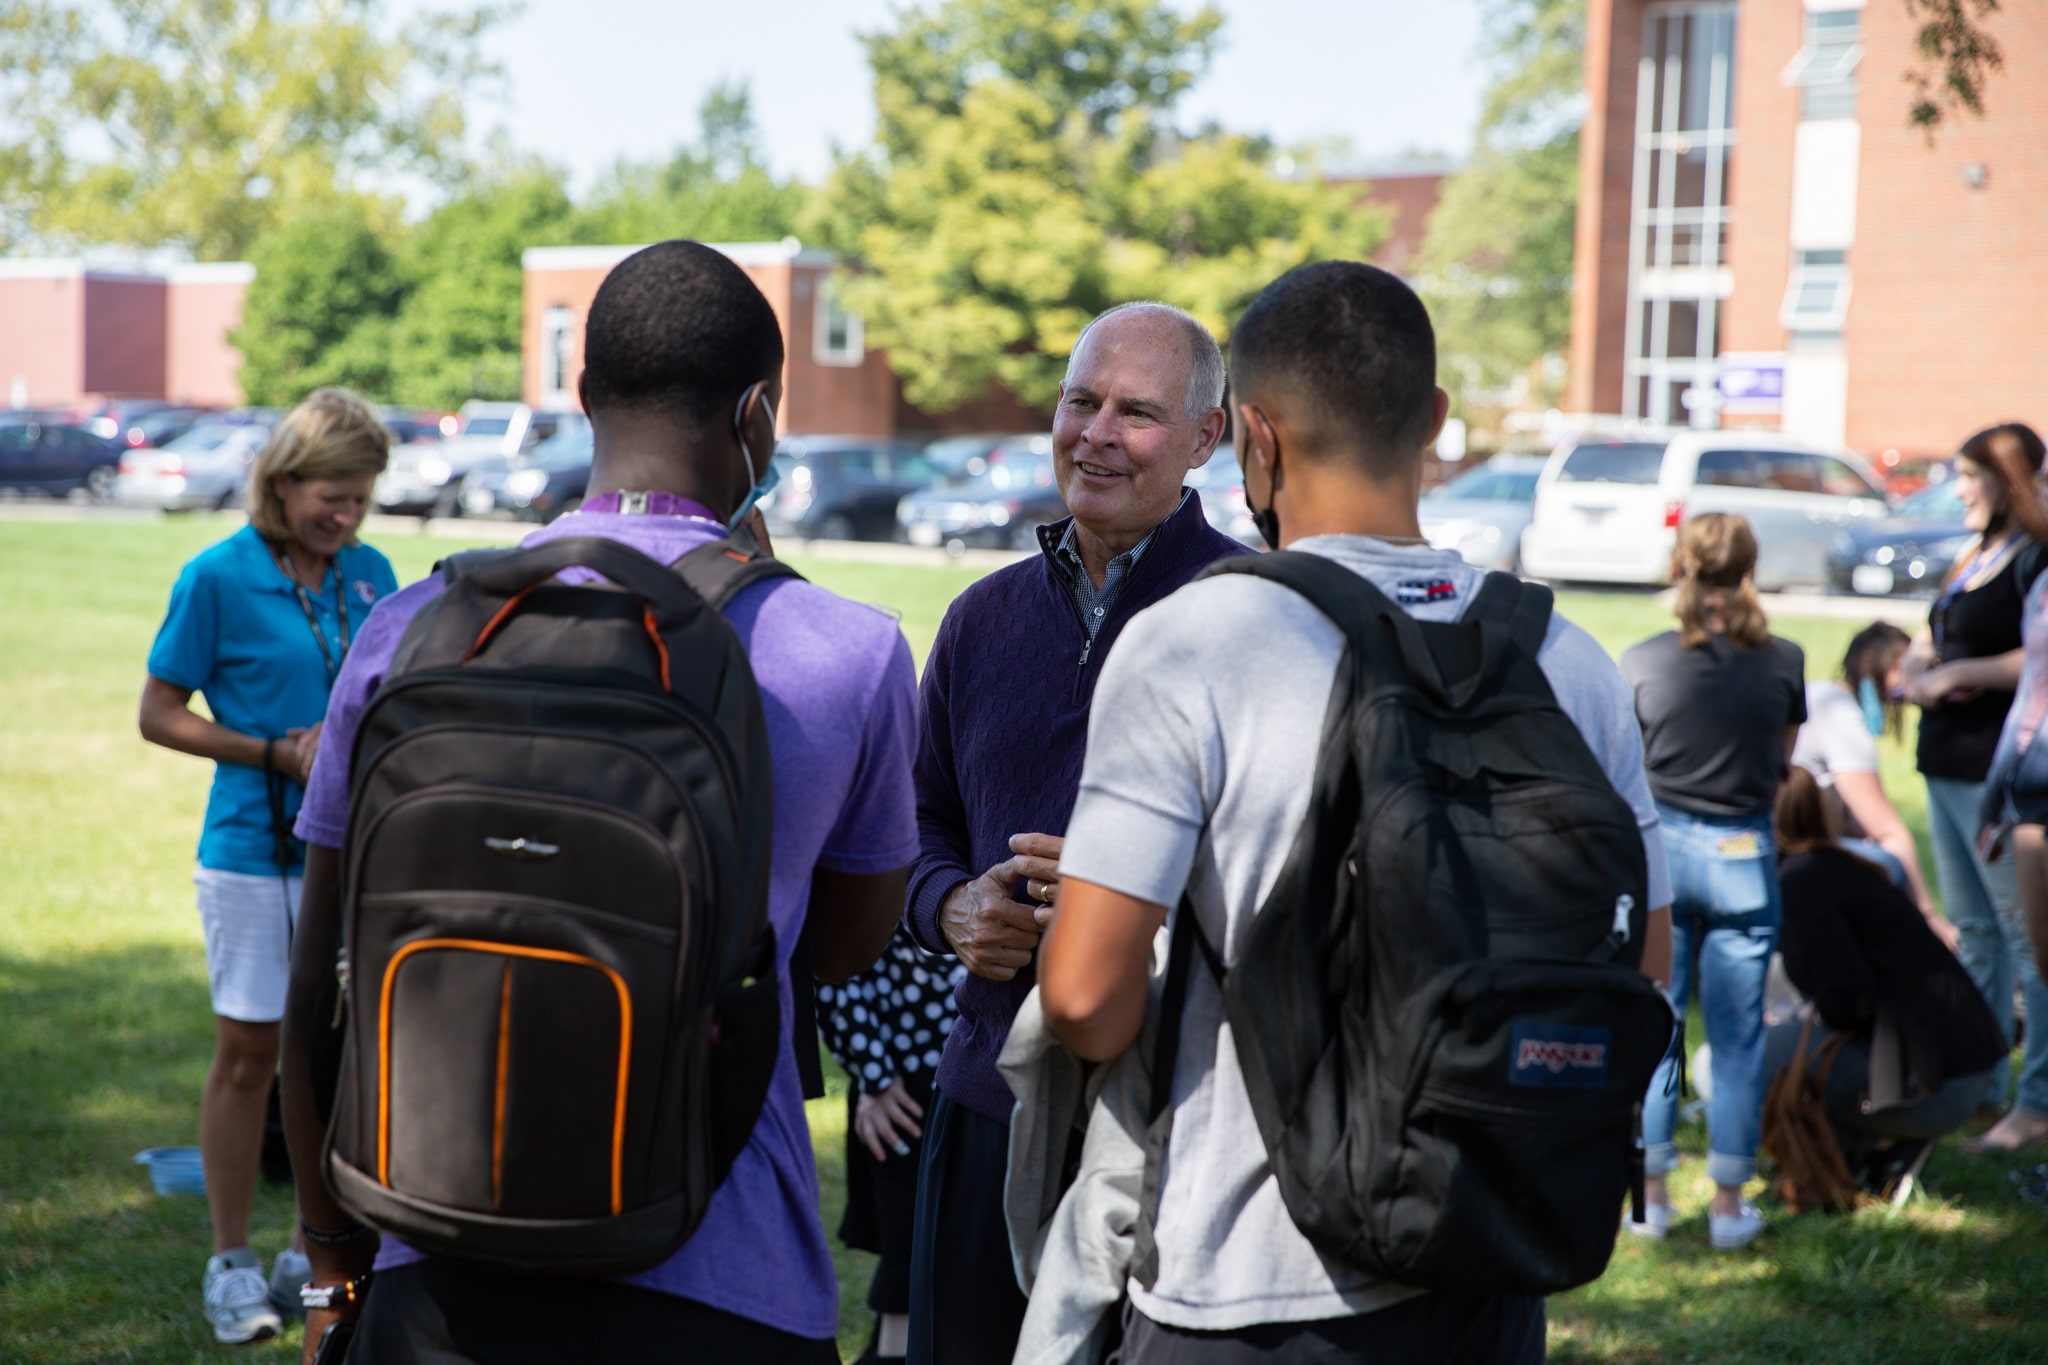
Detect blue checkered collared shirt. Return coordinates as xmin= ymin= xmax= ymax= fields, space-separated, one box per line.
xmin=1051 ymin=489 xmax=1191 ymax=641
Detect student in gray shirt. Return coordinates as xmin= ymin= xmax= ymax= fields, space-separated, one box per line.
xmin=1038 ymin=262 xmax=1673 ymax=1363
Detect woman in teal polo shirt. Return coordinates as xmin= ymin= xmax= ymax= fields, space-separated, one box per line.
xmin=140 ymin=389 xmax=398 ymax=1346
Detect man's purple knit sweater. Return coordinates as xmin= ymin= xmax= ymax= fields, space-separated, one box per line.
xmin=905 ymin=490 xmax=1252 ymax=1122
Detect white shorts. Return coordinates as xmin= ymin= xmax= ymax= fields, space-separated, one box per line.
xmin=194 ymin=867 xmax=303 ymax=1023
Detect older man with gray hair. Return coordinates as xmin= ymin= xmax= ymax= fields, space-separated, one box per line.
xmin=898 ymin=301 xmax=1250 ymax=1365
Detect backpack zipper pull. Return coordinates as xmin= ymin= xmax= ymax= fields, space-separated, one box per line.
xmin=333 ymin=946 xmax=351 ymax=1027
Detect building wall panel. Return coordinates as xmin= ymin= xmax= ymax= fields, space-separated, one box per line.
xmin=81 ymin=277 xmax=167 ymax=396
xmin=0 ymin=274 xmax=86 ymax=408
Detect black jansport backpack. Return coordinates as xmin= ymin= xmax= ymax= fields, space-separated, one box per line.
xmin=1134 ymin=551 xmax=1676 ymax=1297
xmin=323 ymin=533 xmax=794 ymax=1275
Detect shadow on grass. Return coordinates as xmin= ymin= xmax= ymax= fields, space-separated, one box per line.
xmin=0 ymin=945 xmax=302 ymax=1363
xmin=1552 ymin=1144 xmax=2048 ymax=1365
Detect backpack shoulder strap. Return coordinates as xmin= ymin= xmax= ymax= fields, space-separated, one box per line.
xmin=435 ymin=547 xmax=520 ymax=586
xmin=669 ymin=522 xmax=807 ymax=611
xmin=1464 ymin=571 xmax=1554 ymax=659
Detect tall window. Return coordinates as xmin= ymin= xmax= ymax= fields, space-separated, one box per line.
xmin=814 ymin=277 xmax=864 ymax=367
xmin=1623 ymin=2 xmax=1737 ymax=428
xmin=540 ymin=306 xmax=575 ymax=405
xmin=1783 ymin=8 xmax=1861 ymax=121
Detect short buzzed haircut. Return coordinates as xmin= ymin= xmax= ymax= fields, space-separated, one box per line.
xmin=1229 ymin=261 xmax=1438 ymax=478
xmin=581 ymin=240 xmax=785 ymax=427
xmin=1067 ymin=301 xmax=1226 ymax=419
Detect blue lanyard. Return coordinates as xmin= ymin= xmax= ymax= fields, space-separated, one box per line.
xmin=1933 ymin=532 xmax=2021 ymax=660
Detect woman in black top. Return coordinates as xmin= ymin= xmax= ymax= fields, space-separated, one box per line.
xmin=1764 ymin=767 xmax=2007 ymax=1172
xmin=1904 ymin=424 xmax=2048 ymax=1152
xmin=1622 ymin=513 xmax=1806 ymax=1251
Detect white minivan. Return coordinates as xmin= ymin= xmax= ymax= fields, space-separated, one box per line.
xmin=1519 ymin=431 xmax=1891 ymax=590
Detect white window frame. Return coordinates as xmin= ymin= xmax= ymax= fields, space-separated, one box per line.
xmin=1780 ymin=261 xmax=1853 ymax=331
xmin=813 ymin=279 xmax=865 ymax=367
xmin=540 ymin=306 xmax=575 ymax=404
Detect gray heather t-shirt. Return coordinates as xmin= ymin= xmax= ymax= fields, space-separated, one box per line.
xmin=1058 ymin=536 xmax=1671 ymax=1331
xmin=1790 ymin=679 xmax=1878 ymax=789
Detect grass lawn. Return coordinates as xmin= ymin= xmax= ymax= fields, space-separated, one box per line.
xmin=2 ymin=516 xmax=2044 ymax=1363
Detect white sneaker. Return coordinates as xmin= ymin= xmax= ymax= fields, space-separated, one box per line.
xmin=203 ymin=1249 xmax=283 ymax=1344
xmin=1624 ymin=1202 xmax=1670 ymax=1239
xmin=268 ymin=1249 xmax=311 ymax=1319
xmin=1709 ymin=1202 xmax=1765 ymax=1250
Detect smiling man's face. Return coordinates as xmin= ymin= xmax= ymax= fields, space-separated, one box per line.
xmin=1052 ymin=309 xmax=1221 ymax=555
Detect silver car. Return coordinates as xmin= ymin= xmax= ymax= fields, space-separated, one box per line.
xmin=114 ymin=421 xmax=271 ymax=511
xmin=1419 ymin=455 xmax=1547 ymax=573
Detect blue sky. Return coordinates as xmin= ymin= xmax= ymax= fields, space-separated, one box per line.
xmin=425 ymin=0 xmax=1488 ymax=190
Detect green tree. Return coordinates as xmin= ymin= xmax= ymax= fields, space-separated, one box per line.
xmin=387 ymin=168 xmax=577 ymax=406
xmin=233 ymin=199 xmax=404 ymax=405
xmin=1413 ymin=0 xmax=1584 ymax=404
xmin=574 ymin=83 xmax=807 ymax=247
xmin=0 ymin=0 xmax=500 ymax=258
xmin=1904 ymin=0 xmax=2004 ymax=135
xmin=815 ymin=0 xmax=1385 ymax=414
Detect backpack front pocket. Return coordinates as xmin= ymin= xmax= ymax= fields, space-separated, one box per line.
xmin=381 ymin=939 xmax=633 ymax=1219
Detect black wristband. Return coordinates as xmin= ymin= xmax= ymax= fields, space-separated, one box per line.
xmin=300 ymin=1218 xmax=374 ymax=1247
xmin=263 ymin=737 xmax=277 ymax=773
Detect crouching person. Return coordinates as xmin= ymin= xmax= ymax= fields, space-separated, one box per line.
xmin=1039 ymin=262 xmax=1674 ymax=1363
xmin=278 ymin=241 xmax=918 ymax=1363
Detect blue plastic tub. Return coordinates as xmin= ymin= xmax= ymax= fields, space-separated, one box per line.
xmin=135 ymin=1146 xmax=206 ymax=1196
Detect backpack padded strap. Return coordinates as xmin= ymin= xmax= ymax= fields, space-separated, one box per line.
xmin=669 ymin=522 xmax=806 ymax=610
xmin=437 ymin=547 xmax=520 ymax=586
xmin=1465 ymin=572 xmax=1554 ymax=658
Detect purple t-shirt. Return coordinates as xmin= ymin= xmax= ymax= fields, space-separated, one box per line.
xmin=294 ymin=508 xmax=919 ymax=1339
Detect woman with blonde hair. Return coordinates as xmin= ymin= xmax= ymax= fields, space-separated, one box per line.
xmin=139 ymin=388 xmax=398 ymax=1344
xmin=1622 ymin=512 xmax=1807 ymax=1250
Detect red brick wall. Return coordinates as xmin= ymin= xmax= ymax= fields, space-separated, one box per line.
xmin=1568 ymin=0 xmax=1647 ymax=415
xmin=522 ymin=263 xmax=612 ymax=411
xmin=1719 ymin=0 xmax=1802 ymax=354
xmin=81 ymin=277 xmax=167 ymax=397
xmin=0 ymin=274 xmax=86 ymax=408
xmin=1843 ymin=1 xmax=2048 ymax=454
xmin=166 ymin=275 xmax=250 ymax=407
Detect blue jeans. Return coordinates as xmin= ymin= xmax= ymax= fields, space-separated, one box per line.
xmin=1643 ymin=804 xmax=1780 ymax=1187
xmin=1924 ymin=775 xmax=2048 ymax=1117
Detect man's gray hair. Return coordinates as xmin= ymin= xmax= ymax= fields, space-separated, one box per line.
xmin=1066 ymin=301 xmax=1227 ymax=421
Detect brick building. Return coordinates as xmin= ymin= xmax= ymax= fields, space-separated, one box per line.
xmin=522 ymin=241 xmax=902 ymax=436
xmin=0 ymin=260 xmax=252 ymax=410
xmin=1569 ymin=0 xmax=2047 ymax=454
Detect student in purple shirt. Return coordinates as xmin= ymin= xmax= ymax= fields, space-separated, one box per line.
xmin=903 ymin=302 xmax=1251 ymax=1365
xmin=277 ymin=241 xmax=919 ymax=1363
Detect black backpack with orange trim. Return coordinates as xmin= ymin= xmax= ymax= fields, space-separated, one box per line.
xmin=324 ymin=532 xmax=793 ymax=1275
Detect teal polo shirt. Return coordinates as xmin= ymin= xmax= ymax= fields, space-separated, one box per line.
xmin=148 ymin=524 xmax=399 ymax=875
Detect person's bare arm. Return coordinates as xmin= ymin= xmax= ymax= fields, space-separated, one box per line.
xmin=1640 ymin=905 xmax=1672 ymax=989
xmin=139 ymin=675 xmax=316 ymax=781
xmin=279 ymin=842 xmax=376 ymax=1361
xmin=1910 ymin=648 xmax=2024 ymax=706
xmin=807 ymin=866 xmax=911 ymax=984
xmin=1039 ymin=877 xmax=1167 ymax=1062
xmin=1832 ymin=769 xmax=1942 ymax=919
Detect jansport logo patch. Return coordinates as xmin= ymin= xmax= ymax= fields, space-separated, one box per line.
xmin=1508 ymin=1021 xmax=1611 ymax=1089
xmin=1395 ymin=577 xmax=1459 ymax=605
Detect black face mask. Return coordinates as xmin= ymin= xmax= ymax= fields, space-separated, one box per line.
xmin=1246 ymin=449 xmax=1281 ymax=551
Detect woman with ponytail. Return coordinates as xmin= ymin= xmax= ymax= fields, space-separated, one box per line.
xmin=1920 ymin=421 xmax=2048 ymax=1153
xmin=1623 ymin=512 xmax=1808 ymax=1250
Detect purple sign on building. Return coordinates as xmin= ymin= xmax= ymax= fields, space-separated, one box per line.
xmin=1718 ymin=353 xmax=1787 ymax=414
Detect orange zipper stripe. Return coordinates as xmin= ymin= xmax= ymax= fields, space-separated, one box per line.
xmin=379 ymin=938 xmax=632 ymax=1216
xmin=492 ymin=962 xmax=512 ymax=1210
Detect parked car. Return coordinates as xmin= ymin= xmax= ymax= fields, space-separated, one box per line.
xmin=375 ymin=402 xmax=584 ymax=515
xmin=0 ymin=417 xmax=122 ymax=498
xmin=1873 ymin=453 xmax=1951 ymax=502
xmin=896 ymin=436 xmax=1065 ymax=552
xmin=120 ymin=406 xmax=215 ymax=450
xmin=76 ymin=398 xmax=174 ymax=443
xmin=1184 ymin=448 xmax=1261 ymax=547
xmin=1519 ymin=431 xmax=1890 ymax=590
xmin=921 ymin=433 xmax=1033 ymax=482
xmin=378 ymin=407 xmax=456 ymax=447
xmin=460 ymin=426 xmax=594 ymax=522
xmin=114 ymin=420 xmax=272 ymax=511
xmin=1419 ymin=454 xmax=1547 ymax=573
xmin=764 ymin=437 xmax=939 ymax=541
xmin=1826 ymin=473 xmax=1969 ymax=598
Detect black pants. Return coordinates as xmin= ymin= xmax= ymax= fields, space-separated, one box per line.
xmin=345 ymin=1259 xmax=839 ymax=1364
xmin=1120 ymin=1292 xmax=1546 ymax=1364
xmin=906 ymin=1088 xmax=1028 ymax=1365
xmin=840 ymin=1069 xmax=933 ymax=1315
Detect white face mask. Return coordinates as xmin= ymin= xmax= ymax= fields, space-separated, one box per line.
xmin=726 ymin=384 xmax=780 ymax=531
